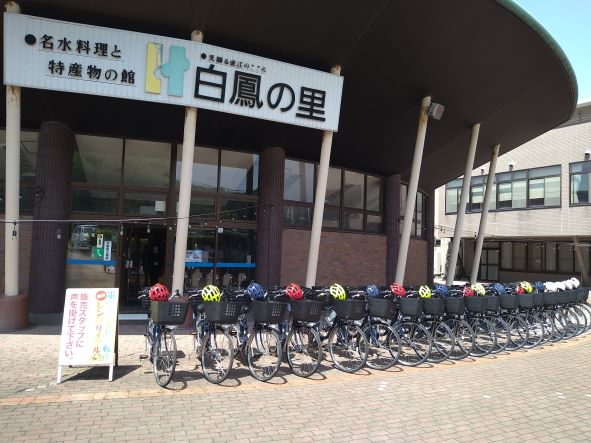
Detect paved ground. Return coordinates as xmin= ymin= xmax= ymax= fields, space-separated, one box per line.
xmin=1 ymin=323 xmax=590 ymax=442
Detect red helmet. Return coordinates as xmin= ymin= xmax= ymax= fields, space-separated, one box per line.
xmin=463 ymin=286 xmax=474 ymax=297
xmin=149 ymin=283 xmax=169 ymax=301
xmin=285 ymin=282 xmax=303 ymax=301
xmin=515 ymin=285 xmax=525 ymax=295
xmin=390 ymin=283 xmax=406 ymax=297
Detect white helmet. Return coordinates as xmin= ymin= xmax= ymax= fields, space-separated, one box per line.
xmin=565 ymin=280 xmax=573 ymax=290
xmin=571 ymin=277 xmax=580 ymax=288
xmin=556 ymin=281 xmax=566 ymax=291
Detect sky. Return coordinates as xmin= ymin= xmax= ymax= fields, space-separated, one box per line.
xmin=515 ymin=0 xmax=591 ymax=103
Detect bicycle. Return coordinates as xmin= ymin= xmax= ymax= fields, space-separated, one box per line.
xmin=139 ymin=288 xmax=188 ymax=388
xmin=393 ymin=295 xmax=433 ymax=366
xmin=443 ymin=294 xmax=476 ymax=360
xmin=463 ymin=295 xmax=497 ymax=357
xmin=361 ymin=293 xmax=401 ymax=370
xmin=286 ymin=296 xmax=324 ymax=377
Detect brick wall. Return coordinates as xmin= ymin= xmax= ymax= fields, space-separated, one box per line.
xmin=281 ymin=228 xmax=387 ymax=286
xmin=0 ymin=216 xmax=33 ymax=295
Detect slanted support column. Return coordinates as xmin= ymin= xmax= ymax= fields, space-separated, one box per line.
xmin=305 ymin=65 xmax=341 ymax=288
xmin=256 ymin=147 xmax=285 ymax=287
xmin=385 ymin=174 xmax=401 ymax=285
xmin=394 ymin=96 xmax=431 ymax=284
xmin=470 ymin=144 xmax=500 ymax=284
xmin=172 ymin=30 xmax=203 ymax=293
xmin=446 ymin=123 xmax=480 ymax=286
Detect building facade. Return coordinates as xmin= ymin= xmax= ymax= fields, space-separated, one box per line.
xmin=435 ymin=101 xmax=591 ymax=286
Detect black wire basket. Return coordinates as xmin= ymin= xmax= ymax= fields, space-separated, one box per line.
xmin=445 ymin=297 xmax=465 ymax=315
xmin=398 ymin=297 xmax=423 ymax=317
xmin=486 ymin=295 xmax=500 ymax=312
xmin=465 ymin=296 xmax=486 ymax=314
xmin=204 ymin=301 xmax=242 ymax=324
xmin=555 ymin=292 xmax=569 ymax=305
xmin=423 ymin=298 xmax=445 ymax=316
xmin=368 ymin=298 xmax=396 ymax=319
xmin=543 ymin=292 xmax=556 ymax=306
xmin=332 ymin=299 xmax=367 ymax=320
xmin=250 ymin=300 xmax=287 ymax=323
xmin=532 ymin=293 xmax=544 ymax=307
xmin=517 ymin=293 xmax=534 ymax=308
xmin=500 ymin=294 xmax=518 ymax=310
xmin=578 ymin=288 xmax=589 ymax=303
xmin=567 ymin=290 xmax=578 ymax=304
xmin=290 ymin=299 xmax=324 ymax=322
xmin=151 ymin=301 xmax=189 ymax=325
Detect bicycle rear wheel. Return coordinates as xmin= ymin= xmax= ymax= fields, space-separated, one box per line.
xmin=469 ymin=318 xmax=496 ymax=357
xmin=286 ymin=325 xmax=322 ymax=377
xmin=562 ymin=307 xmax=580 ymax=339
xmin=397 ymin=321 xmax=432 ymax=366
xmin=427 ymin=321 xmax=454 ymax=363
xmin=201 ymin=328 xmax=234 ymax=384
xmin=328 ymin=323 xmax=368 ymax=373
xmin=570 ymin=306 xmax=588 ymax=336
xmin=519 ymin=313 xmax=543 ymax=348
xmin=487 ymin=316 xmax=510 ymax=354
xmin=246 ymin=328 xmax=282 ymax=382
xmin=536 ymin=311 xmax=555 ymax=344
xmin=152 ymin=329 xmax=177 ymax=388
xmin=548 ymin=309 xmax=567 ymax=342
xmin=363 ymin=322 xmax=400 ymax=370
xmin=446 ymin=318 xmax=474 ymax=360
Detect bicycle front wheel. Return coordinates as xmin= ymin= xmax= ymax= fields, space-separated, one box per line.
xmin=363 ymin=322 xmax=400 ymax=370
xmin=427 ymin=321 xmax=454 ymax=363
xmin=246 ymin=328 xmax=282 ymax=382
xmin=152 ymin=329 xmax=177 ymax=388
xmin=201 ymin=328 xmax=234 ymax=384
xmin=286 ymin=325 xmax=322 ymax=377
xmin=328 ymin=323 xmax=368 ymax=373
xmin=397 ymin=322 xmax=432 ymax=366
xmin=520 ymin=313 xmax=543 ymax=348
xmin=469 ymin=318 xmax=496 ymax=357
xmin=487 ymin=316 xmax=510 ymax=354
xmin=446 ymin=318 xmax=475 ymax=360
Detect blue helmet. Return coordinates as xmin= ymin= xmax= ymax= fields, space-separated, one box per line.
xmin=246 ymin=281 xmax=265 ymax=300
xmin=435 ymin=284 xmax=449 ymax=297
xmin=492 ymin=283 xmax=505 ymax=295
xmin=534 ymin=281 xmax=545 ymax=293
xmin=366 ymin=284 xmax=380 ymax=298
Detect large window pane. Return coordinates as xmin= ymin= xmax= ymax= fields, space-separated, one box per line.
xmin=220 ymin=151 xmax=259 ymax=195
xmin=124 ymin=192 xmax=166 ymax=215
xmin=284 ymin=159 xmax=314 ymax=202
xmin=498 ymin=183 xmax=512 ymax=209
xmin=445 ymin=188 xmax=459 ymax=213
xmin=284 ymin=205 xmax=312 ymax=227
xmin=545 ymin=176 xmax=560 ymax=206
xmin=545 ymin=243 xmax=557 ymax=272
xmin=220 ymin=200 xmax=257 ymax=221
xmin=528 ymin=241 xmax=543 ymax=272
xmin=190 ymin=196 xmax=216 ymax=218
xmin=176 ymin=146 xmax=218 ymax=193
xmin=529 ymin=178 xmax=545 ymax=206
xmin=470 ymin=185 xmax=484 ymax=211
xmin=512 ymin=180 xmax=527 ymax=208
xmin=343 ymin=170 xmax=364 ymax=209
xmin=124 ymin=139 xmax=171 ymax=188
xmin=73 ymin=135 xmax=123 ymax=185
xmin=72 ymin=189 xmax=118 ymax=213
xmin=514 ymin=243 xmax=526 ymax=271
xmin=343 ymin=210 xmax=363 ymax=230
xmin=529 ymin=165 xmax=560 ymax=178
xmin=571 ymin=173 xmax=589 ymax=204
xmin=366 ymin=175 xmax=382 ymax=211
xmin=325 ymin=168 xmax=341 ymax=206
xmin=322 ymin=206 xmax=340 ymax=228
xmin=558 ymin=245 xmax=573 ymax=273
xmin=366 ymin=214 xmax=383 ymax=233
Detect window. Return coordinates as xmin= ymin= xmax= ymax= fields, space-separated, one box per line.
xmin=470 ymin=185 xmax=484 ymax=211
xmin=501 ymin=242 xmax=512 ymax=269
xmin=283 ymin=162 xmax=383 ymax=233
xmin=73 ymin=135 xmax=123 ymax=185
xmin=528 ymin=241 xmax=543 ymax=272
xmin=220 ymin=150 xmax=259 ymax=195
xmin=175 ymin=146 xmax=219 ymax=193
xmin=513 ymin=243 xmax=527 ymax=271
xmin=124 ymin=139 xmax=171 ymax=188
xmin=0 ymin=130 xmax=38 ymax=212
xmin=558 ymin=244 xmax=574 ymax=273
xmin=570 ymin=161 xmax=591 ymax=205
xmin=545 ymin=243 xmax=557 ymax=272
xmin=400 ymin=184 xmax=428 ymax=239
xmin=445 ymin=188 xmax=460 ymax=214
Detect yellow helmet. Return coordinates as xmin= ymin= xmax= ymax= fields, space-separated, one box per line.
xmin=418 ymin=285 xmax=432 ymax=298
xmin=471 ymin=283 xmax=486 ymax=296
xmin=202 ymin=285 xmax=221 ymax=302
xmin=520 ymin=281 xmax=533 ymax=294
xmin=329 ymin=283 xmax=346 ymax=300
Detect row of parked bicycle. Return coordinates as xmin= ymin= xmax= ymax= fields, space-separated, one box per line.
xmin=139 ymin=278 xmax=591 ymax=388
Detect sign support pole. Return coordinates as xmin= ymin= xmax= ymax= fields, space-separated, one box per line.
xmin=470 ymin=144 xmax=500 ymax=284
xmin=395 ymin=96 xmax=431 ymax=284
xmin=305 ymin=65 xmax=342 ymax=288
xmin=446 ymin=123 xmax=480 ymax=286
xmin=172 ymin=30 xmax=204 ymax=294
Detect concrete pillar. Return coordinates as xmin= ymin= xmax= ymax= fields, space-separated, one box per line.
xmin=470 ymin=144 xmax=500 ymax=284
xmin=28 ymin=122 xmax=75 ymax=313
xmin=256 ymin=147 xmax=285 ymax=287
xmin=385 ymin=174 xmax=402 ymax=285
xmin=427 ymin=190 xmax=435 ymax=285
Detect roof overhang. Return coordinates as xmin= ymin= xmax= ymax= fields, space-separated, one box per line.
xmin=1 ymin=0 xmax=577 ymax=190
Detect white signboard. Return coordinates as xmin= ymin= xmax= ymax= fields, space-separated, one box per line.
xmin=4 ymin=14 xmax=344 ymax=131
xmin=103 ymin=241 xmax=112 ymax=261
xmin=57 ymin=288 xmax=119 ymax=383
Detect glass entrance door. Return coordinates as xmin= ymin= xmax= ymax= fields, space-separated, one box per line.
xmin=120 ymin=224 xmax=167 ymax=307
xmin=479 ymin=249 xmax=500 ymax=281
xmin=185 ymin=227 xmax=256 ymax=290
